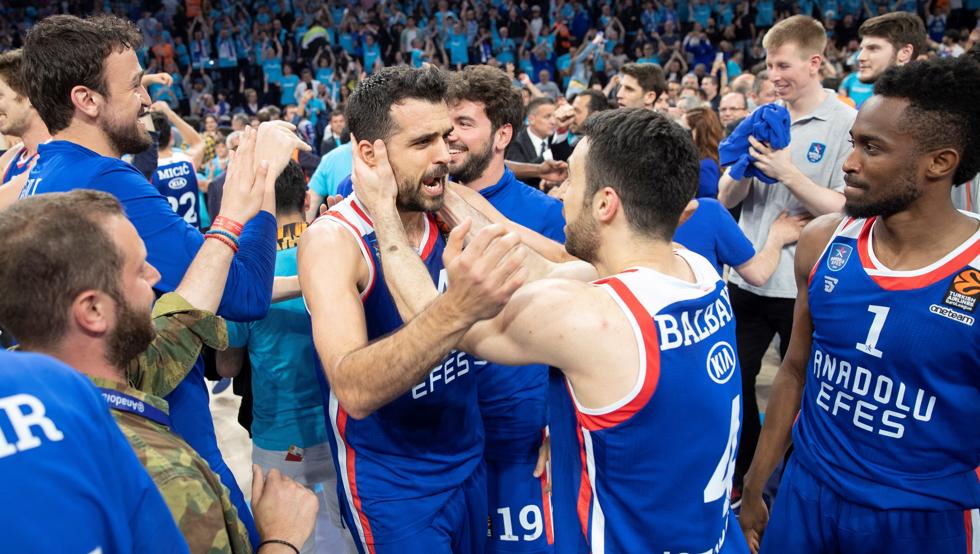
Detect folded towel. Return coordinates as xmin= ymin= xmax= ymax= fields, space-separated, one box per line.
xmin=718 ymin=103 xmax=791 ymax=184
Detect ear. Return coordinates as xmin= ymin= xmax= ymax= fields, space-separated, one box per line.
xmin=895 ymin=43 xmax=914 ymax=65
xmin=678 ymin=198 xmax=699 ymax=227
xmin=809 ymin=54 xmax=824 ymax=76
xmin=70 ymin=85 xmax=102 ymax=120
xmin=593 ymin=186 xmax=621 ymax=224
xmin=494 ymin=123 xmax=514 ymax=151
xmin=71 ymin=290 xmax=112 ymax=337
xmin=303 ymin=189 xmax=311 ymax=213
xmin=353 ymin=135 xmax=378 ymax=167
xmin=925 ymin=148 xmax=960 ymax=181
xmin=644 ymin=90 xmax=659 ymax=108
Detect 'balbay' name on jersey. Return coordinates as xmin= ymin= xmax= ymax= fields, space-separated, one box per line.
xmin=655 ymin=286 xmax=734 ymax=351
xmin=810 ymin=348 xmax=936 ymax=440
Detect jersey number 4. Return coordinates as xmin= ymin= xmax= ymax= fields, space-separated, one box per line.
xmin=703 ymin=395 xmax=740 ymax=517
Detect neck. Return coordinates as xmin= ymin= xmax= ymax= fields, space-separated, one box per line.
xmin=871 ymin=187 xmax=978 ymax=269
xmin=463 ymin=155 xmax=506 ymax=193
xmin=278 ymin=211 xmax=306 ymax=226
xmin=785 ymin=81 xmax=826 ymax=120
xmin=529 ymin=127 xmax=549 ymax=141
xmin=37 ymin=339 xmax=125 ymax=385
xmin=158 ymin=145 xmax=173 ymax=158
xmin=17 ymin=121 xmax=51 ymax=154
xmin=591 ymin=224 xmax=695 ymax=282
xmin=55 ymin=120 xmax=121 ymax=158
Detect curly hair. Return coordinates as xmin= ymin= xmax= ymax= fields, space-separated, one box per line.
xmin=874 ymin=57 xmax=980 ymax=185
xmin=447 ymin=65 xmax=524 ymax=133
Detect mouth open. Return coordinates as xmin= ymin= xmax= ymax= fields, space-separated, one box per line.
xmin=422 ymin=175 xmax=446 ymax=196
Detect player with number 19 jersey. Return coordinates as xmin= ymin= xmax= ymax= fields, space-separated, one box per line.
xmin=550 ymin=252 xmax=749 ymax=554
xmin=153 ymin=151 xmax=201 ymax=228
xmin=795 ymin=215 xmax=980 ymax=510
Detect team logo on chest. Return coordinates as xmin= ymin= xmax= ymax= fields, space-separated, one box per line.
xmin=807 ymin=142 xmax=826 ymax=163
xmin=826 ymin=243 xmax=853 ymax=272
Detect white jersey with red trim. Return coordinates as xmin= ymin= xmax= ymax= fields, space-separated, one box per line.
xmin=2 ymin=144 xmax=38 ymax=185
xmin=795 ymin=213 xmax=980 ymax=511
xmin=550 ymin=251 xmax=748 ymax=554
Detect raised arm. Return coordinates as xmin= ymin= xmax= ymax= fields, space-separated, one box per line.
xmin=151 ymin=101 xmax=206 ymax=169
xmin=718 ymin=169 xmax=753 ymax=208
xmin=738 ymin=213 xmax=841 ymax=553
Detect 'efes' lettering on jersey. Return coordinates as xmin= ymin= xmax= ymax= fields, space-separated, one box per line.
xmin=311 ymin=195 xmax=484 ymax=549
xmin=153 ymin=153 xmax=200 ymax=228
xmin=798 ymin=214 xmax=980 ymax=511
xmin=550 ymin=252 xmax=749 ymax=554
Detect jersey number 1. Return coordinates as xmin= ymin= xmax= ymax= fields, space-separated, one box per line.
xmin=855 ymin=305 xmax=889 ymax=359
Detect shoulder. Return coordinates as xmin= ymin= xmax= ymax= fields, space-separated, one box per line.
xmin=797 ymin=213 xmax=846 ymax=271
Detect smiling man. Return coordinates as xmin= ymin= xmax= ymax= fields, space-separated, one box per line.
xmin=739 ymin=56 xmax=980 ymax=554
xmin=716 ymin=15 xmax=857 ymax=497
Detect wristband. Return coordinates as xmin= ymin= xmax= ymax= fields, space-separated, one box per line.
xmin=205 ymin=232 xmax=239 ymax=253
xmin=212 ymin=215 xmax=244 ymax=235
xmin=207 ymin=228 xmax=241 ymax=245
xmin=257 ymin=539 xmax=300 ymax=554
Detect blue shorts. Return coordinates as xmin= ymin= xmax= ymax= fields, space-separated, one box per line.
xmin=486 ymin=458 xmax=554 ymax=553
xmin=359 ymin=462 xmax=488 ymax=554
xmin=762 ymin=457 xmax=979 ymax=554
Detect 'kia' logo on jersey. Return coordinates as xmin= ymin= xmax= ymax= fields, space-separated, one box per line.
xmin=807 ymin=142 xmax=826 ymax=163
xmin=706 ymin=341 xmax=737 ymax=384
xmin=827 ymin=243 xmax=852 ymax=272
xmin=168 ymin=177 xmax=188 ymax=190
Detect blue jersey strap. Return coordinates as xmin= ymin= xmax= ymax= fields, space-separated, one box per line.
xmin=99 ymin=388 xmax=172 ymax=429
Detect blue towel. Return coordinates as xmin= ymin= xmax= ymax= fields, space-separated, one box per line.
xmin=718 ymin=103 xmax=792 ymax=184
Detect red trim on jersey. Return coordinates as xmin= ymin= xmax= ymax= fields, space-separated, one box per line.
xmin=336 ymin=407 xmax=377 ymax=552
xmin=350 ymin=198 xmax=374 ymax=227
xmin=858 ymin=217 xmax=980 ymax=290
xmin=420 ymin=214 xmax=439 ymax=260
xmin=965 ymin=510 xmax=973 ymax=554
xmin=324 ymin=211 xmax=377 ymax=299
xmin=573 ymin=423 xmax=593 ymax=544
xmin=540 ymin=428 xmax=555 ymax=545
xmin=574 ymin=277 xmax=661 ymax=431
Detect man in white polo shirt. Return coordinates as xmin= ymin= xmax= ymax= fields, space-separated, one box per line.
xmin=717 ymin=15 xmax=856 ymax=498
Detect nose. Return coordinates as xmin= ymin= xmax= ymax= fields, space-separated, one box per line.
xmin=147 ymin=263 xmax=161 ymax=287
xmin=841 ymin=141 xmax=860 ymax=175
xmin=434 ymin=136 xmax=451 ymax=166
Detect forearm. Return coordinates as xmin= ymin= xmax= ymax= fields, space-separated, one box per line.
xmin=174 ymin=238 xmax=237 ymax=312
xmin=331 ymin=294 xmax=472 ymax=419
xmin=216 ymin=211 xmax=277 ymax=322
xmin=736 ymin=231 xmax=783 ymax=287
xmin=371 ymin=204 xmax=440 ymax=319
xmin=271 ymin=276 xmax=302 ymax=302
xmin=742 ymin=364 xmax=805 ymax=495
xmin=783 ymin=171 xmax=844 ymax=215
xmin=718 ymin=172 xmax=751 ymax=208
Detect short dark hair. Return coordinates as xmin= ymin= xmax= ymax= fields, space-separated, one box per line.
xmin=346 ymin=65 xmax=448 ymax=143
xmin=448 ymin=65 xmax=524 ymax=133
xmin=621 ymin=62 xmax=667 ymax=100
xmin=874 ymin=57 xmax=980 ymax=185
xmin=578 ymin=108 xmax=699 ymax=239
xmin=275 ymin=160 xmax=308 ymax=215
xmin=0 ymin=49 xmax=27 ymax=98
xmin=525 ymin=96 xmax=555 ymax=118
xmin=859 ymin=13 xmax=927 ymax=60
xmin=151 ymin=112 xmax=171 ymax=149
xmin=23 ymin=15 xmax=143 ymax=134
xmin=572 ymin=90 xmax=610 ymax=115
xmin=0 ymin=191 xmax=124 ymax=350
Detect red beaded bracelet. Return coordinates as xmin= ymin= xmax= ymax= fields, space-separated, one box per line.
xmin=206 ymin=232 xmax=239 ymax=253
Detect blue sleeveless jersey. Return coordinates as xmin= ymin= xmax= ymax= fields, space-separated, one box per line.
xmin=1 ymin=145 xmax=37 ymax=184
xmin=0 ymin=350 xmax=187 ymax=553
xmin=796 ymin=214 xmax=980 ymax=511
xmin=550 ymin=253 xmax=749 ymax=553
xmin=313 ymin=195 xmax=485 ymax=550
xmin=153 ymin=152 xmax=201 ymax=228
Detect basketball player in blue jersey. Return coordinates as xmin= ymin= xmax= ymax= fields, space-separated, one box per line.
xmin=149 ymin=103 xmax=205 ymax=227
xmin=739 ymin=57 xmax=980 ymax=554
xmin=356 ymin=107 xmax=751 ymax=554
xmin=297 ymin=65 xmax=529 ymax=553
xmin=17 ymin=15 xmax=309 ymax=546
xmin=0 ymin=49 xmax=49 ymax=194
xmin=0 ymin=350 xmax=187 ymax=553
xmin=446 ymin=65 xmax=566 ymax=554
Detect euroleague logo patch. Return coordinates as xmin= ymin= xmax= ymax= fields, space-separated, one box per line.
xmin=942 ymin=268 xmax=980 ymax=313
xmin=826 ymin=243 xmax=852 ymax=272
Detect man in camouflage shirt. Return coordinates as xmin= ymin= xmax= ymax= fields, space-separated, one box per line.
xmin=0 ymin=124 xmax=319 ymax=553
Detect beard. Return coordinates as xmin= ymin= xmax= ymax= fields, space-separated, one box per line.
xmin=565 ymin=209 xmax=600 ymax=264
xmin=101 ymin=112 xmax=152 ymax=155
xmin=395 ymin=164 xmax=449 ymax=213
xmin=105 ymin=295 xmax=156 ymax=369
xmin=858 ymin=54 xmax=898 ymax=84
xmin=449 ymin=138 xmax=494 ymax=185
xmin=843 ymin=171 xmax=921 ymax=219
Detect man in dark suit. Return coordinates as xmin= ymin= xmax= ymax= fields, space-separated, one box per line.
xmin=318 ymin=110 xmax=349 ymax=155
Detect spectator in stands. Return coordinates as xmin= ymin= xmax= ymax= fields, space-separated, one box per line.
xmin=719 ymin=91 xmax=750 ymax=128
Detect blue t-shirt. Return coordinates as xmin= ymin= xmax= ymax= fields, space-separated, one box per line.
xmin=698 ymin=158 xmax=721 ymax=198
xmin=227 ymin=226 xmax=328 ymax=451
xmin=363 ymin=43 xmax=381 ymax=72
xmin=0 ymin=350 xmax=188 ymax=553
xmin=21 ymin=140 xmax=274 ymax=547
xmin=309 ymin=142 xmax=353 ymax=198
xmin=263 ymin=58 xmax=283 ymax=85
xmin=841 ymin=73 xmax=874 ymax=108
xmin=279 ymin=74 xmax=300 ymax=106
xmin=447 ymin=31 xmax=470 ymax=65
xmin=673 ymin=198 xmax=755 ymax=274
